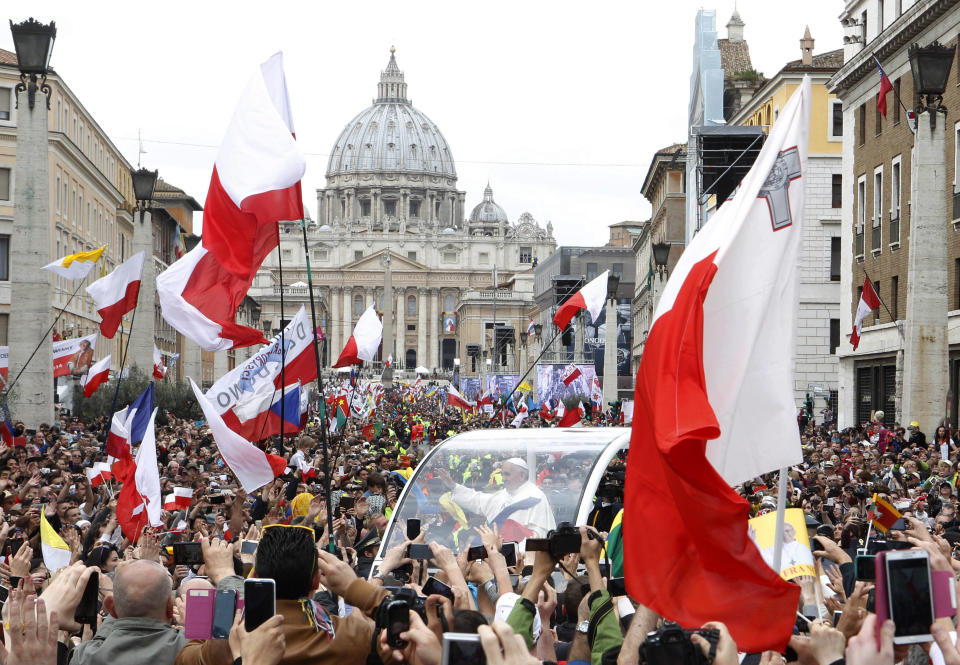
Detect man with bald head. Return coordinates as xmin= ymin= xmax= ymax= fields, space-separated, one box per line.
xmin=70 ymin=559 xmax=186 ymax=665
xmin=438 ymin=457 xmax=556 ymax=537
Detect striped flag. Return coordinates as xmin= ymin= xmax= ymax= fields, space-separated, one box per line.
xmin=40 ymin=512 xmax=71 ymax=573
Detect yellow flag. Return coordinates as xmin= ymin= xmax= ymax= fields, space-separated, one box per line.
xmin=42 ymin=245 xmax=107 ymax=280
xmin=518 ymin=381 xmax=532 ymax=392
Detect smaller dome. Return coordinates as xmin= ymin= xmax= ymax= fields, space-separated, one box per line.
xmin=469 ymin=183 xmax=508 ymax=224
xmin=442 ymin=227 xmax=456 ymax=234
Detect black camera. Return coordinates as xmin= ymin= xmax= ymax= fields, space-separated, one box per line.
xmin=639 ymin=621 xmax=719 ymax=665
xmin=852 ymin=485 xmax=869 ymax=501
xmin=525 ymin=522 xmax=591 ymax=558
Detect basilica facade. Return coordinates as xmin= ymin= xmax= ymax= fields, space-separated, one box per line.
xmin=251 ymin=49 xmax=556 ymax=374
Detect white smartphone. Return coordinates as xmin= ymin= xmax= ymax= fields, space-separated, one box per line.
xmin=885 ymin=549 xmax=934 ymax=644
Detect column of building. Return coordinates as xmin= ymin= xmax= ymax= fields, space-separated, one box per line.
xmin=342 ymin=288 xmax=352 ymax=350
xmin=395 ymin=287 xmax=405 ymax=365
xmin=328 ymin=287 xmax=340 ymax=361
xmin=429 ymin=288 xmax=440 ymax=369
xmin=417 ymin=288 xmax=427 ymax=368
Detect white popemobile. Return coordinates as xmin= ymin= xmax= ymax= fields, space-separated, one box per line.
xmin=371 ymin=427 xmax=630 ymax=576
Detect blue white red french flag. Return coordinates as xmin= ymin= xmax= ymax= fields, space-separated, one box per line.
xmin=623 ymin=78 xmax=812 ymax=653
xmin=106 ymin=383 xmax=154 ymax=481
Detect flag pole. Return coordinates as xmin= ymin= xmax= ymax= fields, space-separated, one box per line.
xmin=107 ymin=298 xmax=139 ymax=428
xmin=492 ymin=324 xmax=564 ymax=422
xmin=860 ymin=267 xmax=902 ymax=340
xmin=2 ymin=278 xmax=87 ymax=400
xmin=298 ymin=216 xmax=335 ymax=545
xmin=276 ymin=227 xmax=287 ymax=446
xmin=872 ymin=54 xmax=913 ymax=129
xmin=772 ymin=466 xmax=789 ymax=575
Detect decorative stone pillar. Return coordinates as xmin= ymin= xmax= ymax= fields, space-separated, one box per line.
xmin=342 ymin=287 xmax=353 ymax=348
xmin=395 ymin=287 xmax=405 ymax=365
xmin=429 ymin=289 xmax=440 ymax=369
xmin=417 ymin=287 xmax=427 ymax=369
xmin=328 ymin=287 xmax=340 ymax=359
xmin=128 ymin=211 xmax=156 ymax=374
xmin=9 ymin=85 xmax=53 ymax=426
xmin=902 ymin=111 xmax=949 ymax=435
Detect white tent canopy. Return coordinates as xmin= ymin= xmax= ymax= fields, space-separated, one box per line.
xmin=289 ymin=281 xmax=308 ymax=288
xmin=415 ymin=366 xmax=430 ymax=374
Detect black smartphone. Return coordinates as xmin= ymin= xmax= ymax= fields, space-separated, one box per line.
xmin=467 ymin=545 xmax=487 ymax=561
xmin=208 ymin=495 xmax=226 ymax=505
xmin=832 ymin=610 xmax=843 ymax=626
xmin=500 ymin=542 xmax=518 ymax=568
xmin=244 ymin=578 xmax=276 ymax=632
xmin=173 ymin=542 xmax=205 ymax=566
xmin=74 ymin=570 xmax=99 ymax=625
xmin=422 ymin=576 xmax=454 ymax=600
xmin=442 ymin=632 xmax=485 ymax=665
xmin=811 ymin=537 xmax=824 ymax=553
xmin=407 ymin=518 xmax=421 ymax=540
xmin=240 ymin=540 xmax=258 ymax=555
xmin=406 ymin=543 xmax=433 ymax=560
xmin=855 ymin=554 xmax=876 ymax=581
xmin=386 ymin=599 xmax=411 ymax=649
xmin=607 ymin=577 xmax=626 ymax=596
xmin=886 ymin=550 xmax=934 ymax=644
xmin=212 ymin=589 xmax=236 ymax=639
xmin=7 ymin=538 xmax=24 ymax=557
xmin=339 ymin=496 xmax=355 ymax=510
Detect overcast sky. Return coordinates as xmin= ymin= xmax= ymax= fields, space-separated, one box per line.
xmin=5 ymin=1 xmax=843 ymax=247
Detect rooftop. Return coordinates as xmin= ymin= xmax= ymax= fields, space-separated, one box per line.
xmin=154 ymin=178 xmax=202 ymax=211
xmin=0 ymin=48 xmax=15 ymax=66
xmin=784 ymin=48 xmax=844 ymax=72
xmin=718 ymin=38 xmax=754 ymax=76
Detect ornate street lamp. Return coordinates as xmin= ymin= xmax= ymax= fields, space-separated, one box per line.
xmin=131 ymin=167 xmax=158 ymax=222
xmin=9 ymin=18 xmax=56 ymax=110
xmin=652 ymin=241 xmax=671 ymax=276
xmin=909 ymin=40 xmax=956 ymax=127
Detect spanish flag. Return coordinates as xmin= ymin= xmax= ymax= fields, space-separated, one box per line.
xmin=42 ymin=245 xmax=107 ymax=280
xmin=868 ymin=493 xmax=902 ymax=533
xmin=40 ymin=511 xmax=71 ymax=573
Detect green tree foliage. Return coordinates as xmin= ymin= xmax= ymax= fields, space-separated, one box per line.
xmin=75 ymin=366 xmax=202 ymax=424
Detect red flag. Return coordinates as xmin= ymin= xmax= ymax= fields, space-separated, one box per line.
xmin=876 ymin=62 xmax=893 ymax=118
xmin=558 ymin=402 xmax=583 ymax=427
xmin=80 ymin=356 xmax=111 ymax=398
xmin=850 ymin=277 xmax=882 ymax=350
xmin=553 ymin=271 xmax=609 ymax=331
xmin=85 ymin=252 xmax=143 ymax=338
xmin=333 ymin=307 xmax=382 ymax=368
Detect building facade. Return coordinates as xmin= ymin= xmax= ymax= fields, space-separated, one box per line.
xmin=830 ymin=0 xmax=960 ymax=430
xmin=252 ymin=49 xmax=556 ymax=378
xmin=729 ymin=33 xmax=844 ymax=408
xmin=634 ymin=143 xmax=687 ymax=375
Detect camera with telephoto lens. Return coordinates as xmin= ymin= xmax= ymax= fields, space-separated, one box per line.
xmin=639 ymin=621 xmax=719 ymax=665
xmin=525 ymin=522 xmax=594 ymax=558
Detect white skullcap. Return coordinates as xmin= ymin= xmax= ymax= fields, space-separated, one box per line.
xmin=504 ymin=457 xmax=529 ymax=471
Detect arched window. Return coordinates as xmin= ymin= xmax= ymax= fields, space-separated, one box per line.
xmin=443 ymin=293 xmax=455 ymax=312
xmin=353 ymin=295 xmax=363 ymax=315
xmin=407 ymin=295 xmax=417 ymax=316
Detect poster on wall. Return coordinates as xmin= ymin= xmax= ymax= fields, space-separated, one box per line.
xmin=536 ymin=364 xmax=597 ymax=405
xmin=584 ymin=302 xmax=632 ymax=377
xmin=442 ymin=313 xmax=456 ymax=334
xmin=53 ymin=333 xmax=98 ymax=378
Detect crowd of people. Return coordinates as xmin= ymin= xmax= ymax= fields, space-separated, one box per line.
xmin=0 ymin=384 xmax=956 ymax=665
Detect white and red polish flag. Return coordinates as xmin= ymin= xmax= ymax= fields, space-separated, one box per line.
xmin=190 ymin=378 xmax=287 ymax=493
xmin=850 ymin=277 xmax=882 ymax=350
xmin=86 ymin=252 xmax=144 ymax=338
xmin=622 ymin=78 xmax=812 ymax=653
xmin=163 ymin=487 xmax=194 ymax=511
xmin=333 ymin=306 xmax=383 ymax=368
xmin=447 ymin=386 xmax=474 ymax=410
xmin=85 ymin=462 xmax=113 ymax=487
xmin=116 ymin=408 xmax=163 ymax=541
xmin=553 ymin=271 xmax=609 ymax=331
xmin=80 ymin=355 xmax=111 ymax=398
xmin=158 ymin=52 xmax=306 ymax=352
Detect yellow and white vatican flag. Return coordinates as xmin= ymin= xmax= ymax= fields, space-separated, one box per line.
xmin=43 ymin=245 xmax=107 ymax=280
xmin=39 ymin=511 xmax=71 ymax=573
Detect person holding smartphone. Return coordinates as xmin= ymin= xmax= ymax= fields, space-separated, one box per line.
xmin=177 ymin=527 xmax=391 ymax=665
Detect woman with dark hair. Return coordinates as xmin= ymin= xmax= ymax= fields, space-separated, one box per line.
xmin=935 ymin=425 xmax=957 ymax=462
xmin=86 ymin=543 xmax=120 ymax=573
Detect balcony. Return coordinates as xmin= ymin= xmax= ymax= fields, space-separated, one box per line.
xmin=953 ymin=191 xmax=960 ymax=221
xmin=871 ymin=224 xmax=881 ymax=253
xmin=889 ymin=212 xmax=899 ymax=247
xmin=855 ymin=229 xmax=864 ymax=258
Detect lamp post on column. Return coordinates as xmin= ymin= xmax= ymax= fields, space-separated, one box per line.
xmin=902 ymin=41 xmax=954 ymax=434
xmin=601 ymin=274 xmax=621 ymax=410
xmin=128 ymin=167 xmax=158 ymax=374
xmin=8 ymin=18 xmax=56 ymax=427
